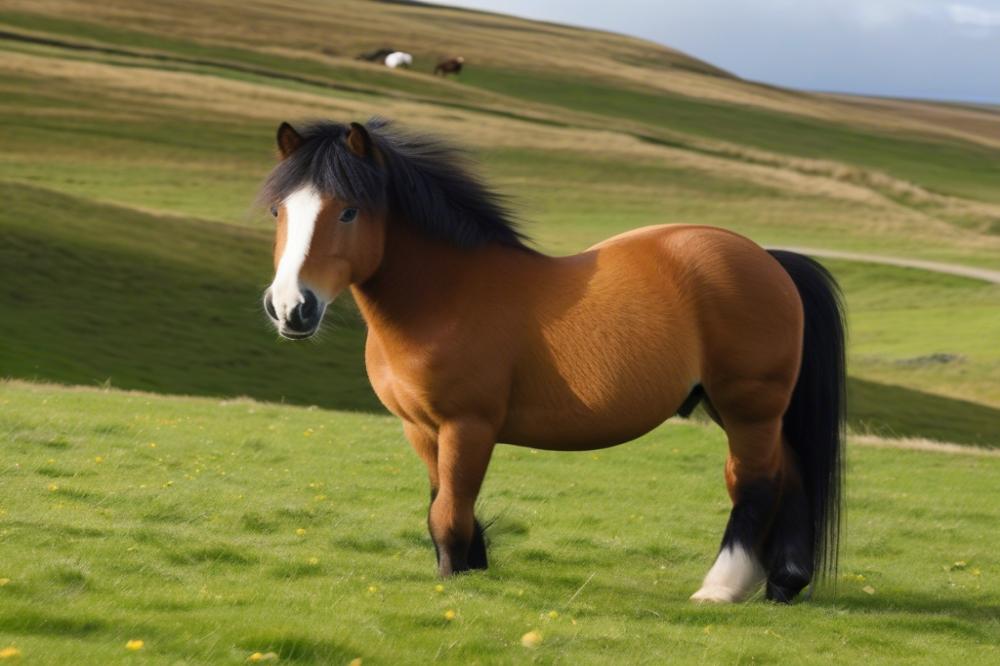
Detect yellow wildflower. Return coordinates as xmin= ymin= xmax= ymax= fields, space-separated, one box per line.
xmin=349 ymin=659 xmax=362 ymax=666
xmin=443 ymin=609 xmax=456 ymax=621
xmin=125 ymin=639 xmax=144 ymax=651
xmin=0 ymin=646 xmax=21 ymax=660
xmin=547 ymin=610 xmax=559 ymax=619
xmin=434 ymin=584 xmax=444 ymax=593
xmin=47 ymin=483 xmax=59 ymax=492
xmin=295 ymin=528 xmax=307 ymax=536
xmin=307 ymin=557 xmax=319 ymax=566
xmin=520 ymin=630 xmax=542 ymax=648
xmin=247 ymin=652 xmax=279 ymax=662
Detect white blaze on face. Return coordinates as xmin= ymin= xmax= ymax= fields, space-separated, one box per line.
xmin=690 ymin=545 xmax=766 ymax=603
xmin=269 ymin=185 xmax=322 ymax=323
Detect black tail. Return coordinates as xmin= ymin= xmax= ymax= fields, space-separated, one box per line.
xmin=768 ymin=250 xmax=846 ymax=588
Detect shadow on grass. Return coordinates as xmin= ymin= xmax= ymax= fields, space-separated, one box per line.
xmin=848 ymin=377 xmax=1000 ymax=447
xmin=0 ymin=182 xmax=383 ymax=414
xmin=812 ymin=592 xmax=1000 ymax=630
xmin=0 ymin=609 xmax=106 ymax=636
xmin=237 ymin=633 xmax=359 ymax=664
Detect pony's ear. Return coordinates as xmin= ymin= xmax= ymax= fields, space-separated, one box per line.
xmin=276 ymin=121 xmax=303 ymax=159
xmin=346 ymin=122 xmax=374 ymax=159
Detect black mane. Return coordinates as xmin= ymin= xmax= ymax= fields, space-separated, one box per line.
xmin=259 ymin=118 xmax=529 ymax=249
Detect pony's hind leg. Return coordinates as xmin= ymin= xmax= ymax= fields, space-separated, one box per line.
xmin=761 ymin=452 xmax=814 ymax=602
xmin=691 ymin=417 xmax=783 ymax=603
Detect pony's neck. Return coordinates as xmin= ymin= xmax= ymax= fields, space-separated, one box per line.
xmin=351 ymin=222 xmax=522 ymax=331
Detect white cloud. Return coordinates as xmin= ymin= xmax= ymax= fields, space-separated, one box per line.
xmin=430 ymin=0 xmax=1000 ymax=103
xmin=838 ymin=1 xmax=937 ymax=30
xmin=948 ymin=3 xmax=1000 ymax=27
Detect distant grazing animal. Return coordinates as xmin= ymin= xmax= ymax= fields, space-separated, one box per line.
xmin=258 ymin=119 xmax=846 ymax=604
xmin=434 ymin=56 xmax=464 ymax=76
xmin=356 ymin=47 xmax=395 ymax=63
xmin=384 ymin=51 xmax=413 ymax=69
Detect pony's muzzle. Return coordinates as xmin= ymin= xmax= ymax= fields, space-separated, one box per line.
xmin=263 ymin=287 xmax=324 ymax=340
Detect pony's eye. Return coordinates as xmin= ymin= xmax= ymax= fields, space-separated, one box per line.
xmin=269 ymin=205 xmax=279 ymax=218
xmin=339 ymin=207 xmax=359 ymax=223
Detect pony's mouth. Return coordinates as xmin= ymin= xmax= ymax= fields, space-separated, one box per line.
xmin=278 ymin=328 xmax=317 ymax=340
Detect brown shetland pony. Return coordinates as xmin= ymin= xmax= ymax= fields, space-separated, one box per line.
xmin=259 ymin=119 xmax=846 ymax=603
xmin=434 ymin=56 xmax=464 ymax=76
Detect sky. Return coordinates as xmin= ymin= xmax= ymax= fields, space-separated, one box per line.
xmin=430 ymin=0 xmax=1000 ymax=104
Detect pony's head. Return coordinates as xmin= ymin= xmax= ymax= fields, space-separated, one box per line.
xmin=260 ymin=121 xmax=387 ymax=339
xmin=259 ymin=118 xmax=526 ymax=339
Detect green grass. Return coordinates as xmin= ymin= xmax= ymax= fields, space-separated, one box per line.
xmin=1 ymin=381 xmax=998 ymax=664
xmin=0 ymin=68 xmax=273 ymax=224
xmin=833 ymin=260 xmax=1000 ymax=411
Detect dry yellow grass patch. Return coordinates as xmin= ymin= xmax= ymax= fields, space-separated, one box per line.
xmin=851 ymin=434 xmax=1000 ymax=457
xmin=827 ymin=93 xmax=1000 ymax=150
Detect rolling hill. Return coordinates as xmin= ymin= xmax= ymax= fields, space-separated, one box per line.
xmin=1 ymin=0 xmax=998 ymax=445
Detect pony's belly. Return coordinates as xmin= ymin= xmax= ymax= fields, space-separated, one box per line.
xmin=498 ymin=416 xmax=664 ymax=451
xmin=498 ymin=375 xmax=695 ymax=451
xmin=500 ymin=290 xmax=699 ymax=449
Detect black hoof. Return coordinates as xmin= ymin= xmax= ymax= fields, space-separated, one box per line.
xmin=467 ymin=518 xmax=489 ymax=570
xmin=765 ymin=565 xmax=811 ymax=603
xmin=433 ymin=518 xmax=489 ymax=576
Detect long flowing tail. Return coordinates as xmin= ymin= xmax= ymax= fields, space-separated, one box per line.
xmin=768 ymin=250 xmax=846 ymax=587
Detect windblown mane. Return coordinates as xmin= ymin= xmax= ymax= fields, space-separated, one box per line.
xmin=259 ymin=118 xmax=529 ymax=249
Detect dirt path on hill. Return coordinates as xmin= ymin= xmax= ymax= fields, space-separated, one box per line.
xmin=771 ymin=247 xmax=1000 ymax=284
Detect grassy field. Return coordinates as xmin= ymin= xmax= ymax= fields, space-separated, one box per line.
xmin=1 ymin=381 xmax=998 ymax=664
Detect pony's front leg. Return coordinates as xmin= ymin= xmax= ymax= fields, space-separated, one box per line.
xmin=429 ymin=419 xmax=495 ymax=576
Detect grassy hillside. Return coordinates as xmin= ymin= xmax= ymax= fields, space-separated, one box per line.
xmin=0 ymin=183 xmax=376 ymax=411
xmin=1 ymin=381 xmax=998 ymax=664
xmin=1 ymin=0 xmax=998 ymax=447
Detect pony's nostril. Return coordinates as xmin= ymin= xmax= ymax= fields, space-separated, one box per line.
xmin=264 ymin=292 xmax=278 ymax=320
xmin=273 ymin=289 xmax=321 ymax=335
xmin=287 ymin=305 xmax=306 ymax=331
xmin=300 ymin=290 xmax=319 ymax=320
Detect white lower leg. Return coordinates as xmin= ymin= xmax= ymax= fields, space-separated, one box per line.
xmin=690 ymin=545 xmax=766 ymax=603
